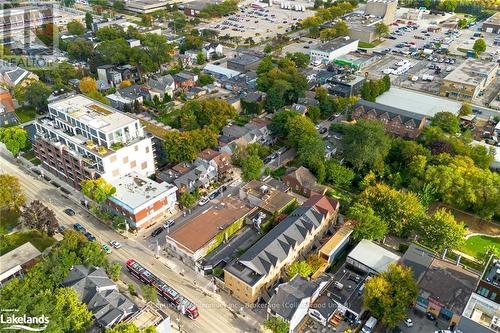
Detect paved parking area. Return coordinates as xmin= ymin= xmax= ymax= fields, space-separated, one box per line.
xmin=198 ymin=0 xmax=314 ymax=43
xmin=394 ymin=310 xmax=453 ymax=333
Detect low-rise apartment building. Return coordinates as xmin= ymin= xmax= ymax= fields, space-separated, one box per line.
xmin=34 ymin=95 xmax=155 ymax=189
xmin=440 ymin=59 xmax=498 ymax=101
xmin=107 ymin=172 xmax=177 ymax=230
xmin=224 ymin=194 xmax=339 ymax=303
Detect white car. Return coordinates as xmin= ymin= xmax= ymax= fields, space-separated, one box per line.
xmin=404 ymin=318 xmax=413 ymax=327
xmin=198 ymin=197 xmax=210 ymax=206
xmin=109 ymin=240 xmax=122 ymax=249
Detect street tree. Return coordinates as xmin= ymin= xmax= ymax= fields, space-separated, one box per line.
xmin=0 ymin=127 xmax=29 ymax=157
xmin=364 ymin=264 xmax=418 ymax=328
xmin=178 ymin=191 xmax=196 ymax=209
xmin=459 ymin=102 xmax=472 ymax=116
xmin=375 ymin=22 xmax=390 ymax=37
xmin=348 ymin=203 xmax=388 ymax=241
xmin=418 ymin=208 xmax=466 ymax=252
xmin=0 ymin=174 xmax=26 ymax=210
xmin=141 ymin=285 xmax=158 ymax=303
xmin=241 ymin=154 xmax=264 ymax=181
xmin=473 ymin=38 xmax=486 ymax=55
xmin=107 ymin=263 xmax=122 ymax=281
xmin=21 ymin=200 xmax=59 ymax=236
xmin=263 ymin=317 xmax=289 ymax=333
xmin=81 ymin=178 xmax=116 ymax=204
xmin=81 ymin=241 xmax=108 ymax=267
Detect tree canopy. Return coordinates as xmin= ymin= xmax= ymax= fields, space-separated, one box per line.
xmin=348 ymin=203 xmax=388 ymax=241
xmin=364 ymin=264 xmax=418 ymax=328
xmin=0 ymin=174 xmax=26 ymax=210
xmin=177 ymin=99 xmax=237 ymax=131
xmin=0 ymin=127 xmax=29 ymax=157
xmin=431 ymin=111 xmax=460 ymax=134
xmin=418 ymin=208 xmax=466 ymax=252
xmin=21 ymin=200 xmax=59 ymax=236
xmin=81 ymin=177 xmax=116 ymax=204
xmin=67 ymin=20 xmax=85 ymax=35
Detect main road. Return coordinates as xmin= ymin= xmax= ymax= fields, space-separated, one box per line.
xmin=0 ymin=152 xmax=260 ymax=333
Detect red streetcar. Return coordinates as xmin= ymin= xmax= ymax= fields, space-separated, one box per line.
xmin=126 ymin=259 xmax=199 ymax=320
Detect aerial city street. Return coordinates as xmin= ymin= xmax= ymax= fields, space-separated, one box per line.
xmin=0 ymin=0 xmax=499 ymax=333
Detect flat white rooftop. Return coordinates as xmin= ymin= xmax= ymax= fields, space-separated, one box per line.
xmin=0 ymin=242 xmax=41 ymax=276
xmin=348 ymin=239 xmax=401 ymax=274
xmin=376 ymin=87 xmax=462 ymax=117
xmin=110 ymin=172 xmax=177 ymax=211
xmin=49 ymin=94 xmax=137 ymax=133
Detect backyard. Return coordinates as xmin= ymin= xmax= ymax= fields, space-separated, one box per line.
xmin=14 ymin=106 xmax=37 ymax=123
xmin=0 ymin=230 xmax=55 ymax=255
xmin=0 ymin=208 xmax=20 ymax=235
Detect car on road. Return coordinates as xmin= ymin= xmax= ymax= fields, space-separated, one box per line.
xmin=31 ymin=168 xmax=41 ymax=175
xmin=198 ymin=196 xmax=210 ymax=206
xmin=165 ymin=219 xmax=175 ymax=228
xmin=109 ymin=240 xmax=122 ymax=249
xmin=319 ymin=127 xmax=327 ymax=134
xmin=58 ymin=225 xmax=66 ymax=233
xmin=426 ymin=312 xmax=436 ymax=321
xmin=404 ymin=318 xmax=413 ymax=327
xmin=84 ymin=232 xmax=96 ymax=241
xmin=433 ymin=331 xmax=452 ymax=333
xmin=151 ymin=226 xmax=165 ymax=237
xmin=73 ymin=223 xmax=85 ymax=232
xmin=102 ymin=243 xmax=112 ymax=254
xmin=209 ymin=191 xmax=220 ymax=200
xmin=64 ymin=208 xmax=76 ymax=216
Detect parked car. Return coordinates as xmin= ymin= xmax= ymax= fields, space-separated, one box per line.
xmin=84 ymin=232 xmax=96 ymax=241
xmin=73 ymin=223 xmax=85 ymax=232
xmin=426 ymin=312 xmax=436 ymax=321
xmin=151 ymin=226 xmax=165 ymax=237
xmin=109 ymin=240 xmax=122 ymax=249
xmin=165 ymin=219 xmax=175 ymax=228
xmin=319 ymin=127 xmax=328 ymax=134
xmin=57 ymin=225 xmax=66 ymax=234
xmin=404 ymin=318 xmax=413 ymax=327
xmin=198 ymin=196 xmax=210 ymax=206
xmin=64 ymin=208 xmax=76 ymax=216
xmin=101 ymin=243 xmax=112 ymax=254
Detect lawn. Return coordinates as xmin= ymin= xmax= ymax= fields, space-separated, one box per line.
xmin=0 ymin=208 xmax=20 ymax=235
xmin=0 ymin=230 xmax=55 ymax=255
xmin=358 ymin=40 xmax=382 ymax=49
xmin=460 ymin=235 xmax=500 ymax=258
xmin=15 ymin=107 xmax=37 ymax=123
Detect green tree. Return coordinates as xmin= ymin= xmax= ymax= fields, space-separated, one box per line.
xmin=324 ymin=160 xmax=355 ymax=189
xmin=241 ymin=154 xmax=264 ymax=181
xmin=457 ymin=18 xmax=468 ymax=29
xmin=263 ymin=317 xmax=289 ymax=333
xmin=375 ymin=22 xmax=390 ymax=37
xmin=473 ymin=38 xmax=486 ymax=55
xmin=459 ymin=102 xmax=472 ymax=116
xmin=179 ymin=191 xmax=196 ymax=208
xmin=85 ymin=12 xmax=93 ymax=30
xmin=141 ymin=284 xmax=158 ymax=303
xmin=286 ymin=116 xmax=318 ymax=148
xmin=285 ymin=52 xmax=310 ymax=68
xmin=96 ymin=38 xmax=130 ymax=64
xmin=418 ymin=208 xmax=465 ymax=252
xmin=0 ymin=174 xmax=26 ymax=210
xmin=197 ymin=52 xmax=206 ymax=65
xmin=106 ymin=323 xmax=157 ymax=333
xmin=342 ymin=120 xmax=391 ymax=174
xmin=81 ymin=241 xmax=108 ymax=267
xmin=67 ymin=20 xmax=85 ymax=35
xmin=142 ymin=33 xmax=173 ymax=68
xmin=306 ymin=105 xmax=321 ymax=123
xmin=438 ymin=0 xmax=458 ymax=12
xmin=0 ymin=127 xmax=29 ymax=157
xmin=112 ymin=0 xmax=125 ymax=10
xmin=269 ymin=110 xmax=299 ymax=137
xmin=96 ymin=26 xmax=125 ymax=41
xmin=364 ymin=264 xmax=418 ymax=328
xmin=431 ymin=111 xmax=460 ymax=134
xmin=107 ymin=263 xmax=122 ymax=281
xmin=68 ymin=38 xmax=93 ymax=61
xmin=287 ymin=260 xmax=315 ymax=279
xmin=348 ymin=203 xmax=388 ymax=241
xmin=81 ymin=177 xmax=116 ymax=204
xmin=15 ymin=81 xmax=51 ymax=110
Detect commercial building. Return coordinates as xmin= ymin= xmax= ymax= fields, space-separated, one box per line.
xmin=345 ymin=13 xmax=381 ymax=44
xmin=401 ymin=244 xmax=481 ymax=326
xmin=364 ymin=0 xmax=397 ymax=24
xmin=326 ymin=75 xmax=365 ymax=97
xmin=376 ymin=86 xmax=463 ymax=117
xmin=476 ymin=258 xmax=500 ymax=304
xmin=183 ymin=0 xmax=222 ymax=17
xmin=346 ymin=239 xmax=400 ymax=275
xmin=125 ymin=0 xmax=169 ymax=14
xmin=224 ymin=194 xmax=339 ymax=303
xmin=0 ymin=242 xmax=41 ymax=285
xmin=309 ymin=37 xmax=359 ymax=65
xmin=63 ymin=265 xmax=139 ymax=328
xmin=461 ymin=292 xmax=500 ymax=332
xmin=440 ymin=59 xmax=499 ymax=101
xmin=107 ymin=172 xmax=177 ymax=230
xmin=352 ymin=99 xmax=427 ymax=139
xmin=165 ymin=197 xmax=253 ymax=267
xmin=227 ymin=53 xmax=263 ymax=72
xmin=482 ymin=12 xmax=500 ymax=34
xmin=34 ymin=94 xmax=155 ymax=189
xmin=267 ymin=275 xmax=328 ymax=333
xmin=91 ymin=16 xmax=127 ymax=32
xmin=0 ymin=6 xmax=55 ymax=38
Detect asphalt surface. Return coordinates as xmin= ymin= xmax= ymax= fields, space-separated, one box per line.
xmin=0 ymin=150 xmax=262 ymax=333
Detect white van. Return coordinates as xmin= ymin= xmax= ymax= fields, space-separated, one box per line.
xmin=361 ymin=316 xmax=378 ymax=333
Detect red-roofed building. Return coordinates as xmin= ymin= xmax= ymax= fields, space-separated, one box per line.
xmin=304 ymin=194 xmax=340 ymax=222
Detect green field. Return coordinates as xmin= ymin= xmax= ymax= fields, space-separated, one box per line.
xmin=0 ymin=230 xmax=55 ymax=255
xmin=0 ymin=208 xmax=20 ymax=235
xmin=460 ymin=235 xmax=500 ymax=258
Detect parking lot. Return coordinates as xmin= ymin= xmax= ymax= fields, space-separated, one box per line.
xmin=198 ymin=0 xmax=314 ymax=43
